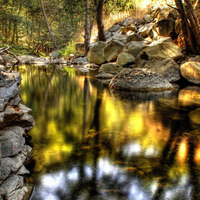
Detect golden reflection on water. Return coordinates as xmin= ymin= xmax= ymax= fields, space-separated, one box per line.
xmin=18 ymin=66 xmax=200 ymax=200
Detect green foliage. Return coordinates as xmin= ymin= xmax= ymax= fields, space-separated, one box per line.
xmin=57 ymin=40 xmax=76 ymax=59
xmin=0 ymin=0 xmax=135 ymax=54
xmin=105 ymin=0 xmax=136 ymax=13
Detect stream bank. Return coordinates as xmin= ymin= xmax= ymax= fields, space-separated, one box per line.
xmin=0 ymin=65 xmax=35 ymax=200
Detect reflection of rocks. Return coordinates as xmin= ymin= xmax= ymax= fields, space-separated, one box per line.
xmin=0 ymin=67 xmax=34 ymax=200
xmin=178 ymin=86 xmax=200 ymax=107
xmin=110 ymin=88 xmax=174 ymax=100
xmin=189 ymin=107 xmax=200 ymax=127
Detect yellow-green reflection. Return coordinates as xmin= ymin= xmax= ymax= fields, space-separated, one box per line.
xmin=18 ymin=66 xmax=200 ymax=200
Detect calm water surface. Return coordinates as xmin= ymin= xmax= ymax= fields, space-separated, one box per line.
xmin=19 ymin=65 xmax=200 ymax=200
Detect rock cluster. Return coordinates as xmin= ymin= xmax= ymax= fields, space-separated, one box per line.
xmin=80 ymin=6 xmax=187 ymax=91
xmin=76 ymin=5 xmax=200 ymax=90
xmin=0 ymin=65 xmax=35 ymax=200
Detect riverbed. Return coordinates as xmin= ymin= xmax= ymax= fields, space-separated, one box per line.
xmin=18 ymin=65 xmax=200 ymax=200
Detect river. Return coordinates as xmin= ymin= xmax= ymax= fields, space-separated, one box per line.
xmin=18 ymin=65 xmax=200 ymax=200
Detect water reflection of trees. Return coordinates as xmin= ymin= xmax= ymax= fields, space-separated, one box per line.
xmin=19 ymin=67 xmax=200 ymax=200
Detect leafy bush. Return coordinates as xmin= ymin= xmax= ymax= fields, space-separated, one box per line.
xmin=57 ymin=40 xmax=76 ymax=59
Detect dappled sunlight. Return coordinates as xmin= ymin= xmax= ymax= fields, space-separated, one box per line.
xmin=195 ymin=145 xmax=200 ymax=164
xmin=177 ymin=137 xmax=188 ymax=164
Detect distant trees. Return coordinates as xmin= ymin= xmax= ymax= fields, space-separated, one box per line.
xmin=40 ymin=0 xmax=58 ymax=49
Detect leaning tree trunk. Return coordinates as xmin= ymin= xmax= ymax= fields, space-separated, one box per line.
xmin=40 ymin=0 xmax=58 ymax=50
xmin=85 ymin=0 xmax=91 ymax=55
xmin=175 ymin=0 xmax=200 ymax=54
xmin=194 ymin=0 xmax=200 ymax=21
xmin=96 ymin=0 xmax=106 ymax=41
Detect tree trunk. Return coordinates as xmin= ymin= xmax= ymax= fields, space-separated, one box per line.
xmin=96 ymin=0 xmax=106 ymax=41
xmin=194 ymin=0 xmax=200 ymax=21
xmin=175 ymin=0 xmax=200 ymax=54
xmin=85 ymin=0 xmax=90 ymax=55
xmin=40 ymin=0 xmax=58 ymax=50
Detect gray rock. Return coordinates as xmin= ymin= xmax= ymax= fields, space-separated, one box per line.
xmin=74 ymin=57 xmax=88 ymax=64
xmin=126 ymin=41 xmax=148 ymax=57
xmin=108 ymin=24 xmax=121 ymax=32
xmin=180 ymin=62 xmax=200 ymax=84
xmin=1 ymin=175 xmax=23 ymax=194
xmin=1 ymin=156 xmax=23 ymax=181
xmin=18 ymin=55 xmax=35 ymax=64
xmin=0 ymin=83 xmax=19 ymax=102
xmin=0 ymin=175 xmax=25 ymax=200
xmin=99 ymin=63 xmax=120 ymax=74
xmin=0 ymin=71 xmax=21 ymax=88
xmin=138 ymin=23 xmax=154 ymax=38
xmin=84 ymin=63 xmax=100 ymax=70
xmin=112 ymin=33 xmax=128 ymax=44
xmin=87 ymin=41 xmax=107 ymax=65
xmin=155 ymin=18 xmax=175 ymax=37
xmin=18 ymin=104 xmax=32 ymax=114
xmin=1 ymin=55 xmax=17 ymax=64
xmin=122 ymin=17 xmax=135 ymax=26
xmin=109 ymin=68 xmax=173 ymax=91
xmin=17 ymin=113 xmax=35 ymax=132
xmin=104 ymin=40 xmax=125 ymax=62
xmin=17 ymin=165 xmax=30 ymax=175
xmin=143 ymin=58 xmax=180 ymax=82
xmin=136 ymin=42 xmax=183 ymax=61
xmin=116 ymin=52 xmax=135 ymax=67
xmin=149 ymin=36 xmax=172 ymax=46
xmin=188 ymin=55 xmax=200 ymax=62
xmin=127 ymin=33 xmax=144 ymax=43
xmin=0 ymin=145 xmax=32 ymax=182
xmin=0 ymin=126 xmax=25 ymax=158
xmin=95 ymin=72 xmax=115 ymax=79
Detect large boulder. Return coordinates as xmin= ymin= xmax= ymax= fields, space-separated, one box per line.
xmin=109 ymin=68 xmax=173 ymax=91
xmin=180 ymin=62 xmax=200 ymax=84
xmin=99 ymin=63 xmax=120 ymax=74
xmin=125 ymin=41 xmax=148 ymax=57
xmin=112 ymin=33 xmax=128 ymax=44
xmin=116 ymin=52 xmax=135 ymax=67
xmin=87 ymin=41 xmax=107 ymax=65
xmin=0 ymin=126 xmax=25 ymax=158
xmin=104 ymin=40 xmax=125 ymax=62
xmin=143 ymin=58 xmax=180 ymax=82
xmin=18 ymin=56 xmax=35 ymax=64
xmin=155 ymin=18 xmax=175 ymax=37
xmin=136 ymin=42 xmax=183 ymax=61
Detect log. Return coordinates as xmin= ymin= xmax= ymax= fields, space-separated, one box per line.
xmin=0 ymin=45 xmax=21 ymax=72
